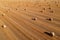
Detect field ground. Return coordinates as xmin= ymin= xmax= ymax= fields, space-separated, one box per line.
xmin=0 ymin=0 xmax=60 ymax=40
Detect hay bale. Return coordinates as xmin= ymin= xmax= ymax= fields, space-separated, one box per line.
xmin=2 ymin=25 xmax=6 ymax=28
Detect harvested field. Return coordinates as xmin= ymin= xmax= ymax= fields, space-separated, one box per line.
xmin=0 ymin=0 xmax=60 ymax=40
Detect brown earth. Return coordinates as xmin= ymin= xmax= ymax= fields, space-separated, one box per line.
xmin=0 ymin=0 xmax=60 ymax=40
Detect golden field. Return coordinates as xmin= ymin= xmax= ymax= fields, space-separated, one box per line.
xmin=0 ymin=0 xmax=60 ymax=40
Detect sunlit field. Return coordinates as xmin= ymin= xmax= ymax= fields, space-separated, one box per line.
xmin=0 ymin=0 xmax=60 ymax=40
